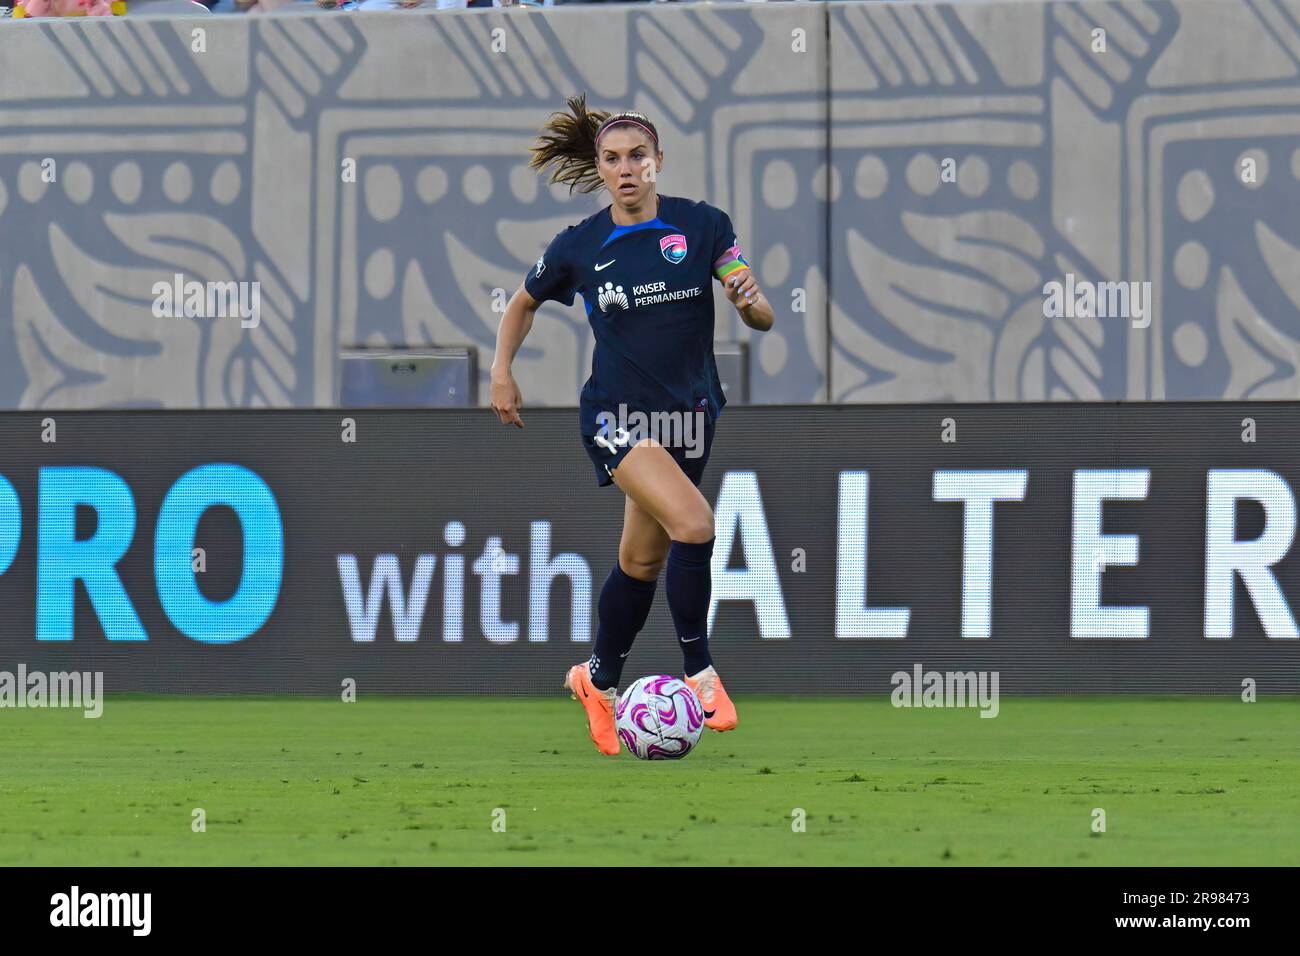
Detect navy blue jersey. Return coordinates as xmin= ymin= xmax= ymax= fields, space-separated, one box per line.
xmin=524 ymin=194 xmax=746 ymax=437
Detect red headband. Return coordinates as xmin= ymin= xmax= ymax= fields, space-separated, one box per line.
xmin=595 ymin=117 xmax=658 ymax=150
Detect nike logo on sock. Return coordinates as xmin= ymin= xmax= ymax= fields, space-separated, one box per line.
xmin=680 ymin=635 xmax=702 ymax=643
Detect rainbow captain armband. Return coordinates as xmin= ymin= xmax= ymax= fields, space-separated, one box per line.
xmin=713 ymin=244 xmax=750 ymax=281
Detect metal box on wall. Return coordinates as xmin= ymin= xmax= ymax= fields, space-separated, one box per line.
xmin=339 ymin=348 xmax=478 ymax=408
xmin=713 ymin=342 xmax=750 ymax=405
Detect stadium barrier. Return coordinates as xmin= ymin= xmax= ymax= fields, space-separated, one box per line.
xmin=2 ymin=0 xmax=1298 ymax=410
xmin=0 ymin=404 xmax=1297 ymax=694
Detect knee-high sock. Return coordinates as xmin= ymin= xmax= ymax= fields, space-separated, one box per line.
xmin=666 ymin=538 xmax=714 ymax=677
xmin=589 ymin=563 xmax=657 ymax=690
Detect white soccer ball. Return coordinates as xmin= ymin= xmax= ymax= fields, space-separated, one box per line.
xmin=615 ymin=675 xmax=705 ymax=760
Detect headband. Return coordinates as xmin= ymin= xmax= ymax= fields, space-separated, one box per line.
xmin=595 ymin=116 xmax=658 ymax=150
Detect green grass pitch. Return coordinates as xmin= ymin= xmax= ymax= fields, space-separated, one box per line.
xmin=3 ymin=696 xmax=1297 ymax=866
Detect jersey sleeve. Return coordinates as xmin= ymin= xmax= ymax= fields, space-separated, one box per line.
xmin=524 ymin=230 xmax=578 ymax=307
xmin=710 ymin=208 xmax=750 ymax=282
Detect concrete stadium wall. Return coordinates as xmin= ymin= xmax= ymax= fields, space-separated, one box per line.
xmin=0 ymin=0 xmax=1296 ymax=410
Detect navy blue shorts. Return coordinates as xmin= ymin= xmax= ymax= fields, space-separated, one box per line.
xmin=581 ymin=419 xmax=716 ymax=488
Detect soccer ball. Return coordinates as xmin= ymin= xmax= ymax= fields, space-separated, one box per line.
xmin=615 ymin=675 xmax=705 ymax=760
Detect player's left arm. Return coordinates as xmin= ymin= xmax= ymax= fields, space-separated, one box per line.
xmin=718 ymin=265 xmax=773 ymax=332
xmin=712 ymin=211 xmax=773 ymax=332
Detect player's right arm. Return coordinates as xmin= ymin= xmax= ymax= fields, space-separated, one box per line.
xmin=492 ymin=231 xmax=577 ymax=429
xmin=490 ymin=283 xmax=538 ymax=429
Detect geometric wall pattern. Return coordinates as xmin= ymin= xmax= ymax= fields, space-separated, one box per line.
xmin=0 ymin=1 xmax=1297 ymax=409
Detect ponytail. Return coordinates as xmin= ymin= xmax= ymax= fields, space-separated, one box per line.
xmin=531 ymin=93 xmax=661 ymax=195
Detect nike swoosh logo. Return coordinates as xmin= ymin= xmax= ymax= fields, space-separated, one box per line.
xmin=704 ymin=709 xmax=716 ymax=719
xmin=680 ymin=635 xmax=702 ymax=643
xmin=594 ymin=260 xmax=616 ymax=271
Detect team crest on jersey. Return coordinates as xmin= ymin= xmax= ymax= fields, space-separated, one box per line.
xmin=660 ymin=234 xmax=687 ymax=264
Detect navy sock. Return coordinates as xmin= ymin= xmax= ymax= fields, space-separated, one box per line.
xmin=666 ymin=538 xmax=714 ymax=677
xmin=589 ymin=563 xmax=657 ymax=690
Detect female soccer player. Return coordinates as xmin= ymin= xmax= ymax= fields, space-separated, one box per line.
xmin=490 ymin=95 xmax=774 ymax=756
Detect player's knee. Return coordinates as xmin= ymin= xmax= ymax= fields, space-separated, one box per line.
xmin=619 ymin=551 xmax=664 ymax=582
xmin=672 ymin=509 xmax=714 ymax=544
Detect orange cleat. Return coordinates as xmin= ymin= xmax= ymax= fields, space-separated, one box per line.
xmin=563 ymin=662 xmax=620 ymax=756
xmin=685 ymin=666 xmax=737 ymax=732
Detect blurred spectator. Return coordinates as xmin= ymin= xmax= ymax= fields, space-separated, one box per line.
xmin=11 ymin=0 xmax=115 ymax=14
xmin=232 ymin=0 xmax=298 ymax=11
xmin=0 ymin=0 xmax=776 ymax=16
xmin=353 ymin=0 xmax=522 ymax=8
xmin=119 ymin=0 xmax=212 ymax=10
